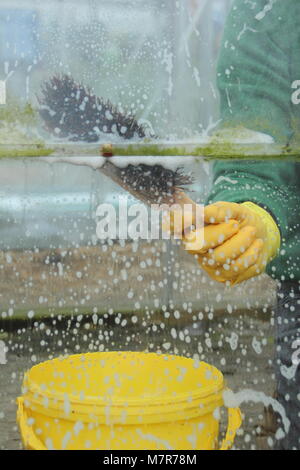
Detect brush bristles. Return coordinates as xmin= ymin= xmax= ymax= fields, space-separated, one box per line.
xmin=120 ymin=164 xmax=193 ymax=202
xmin=38 ymin=75 xmax=147 ymax=142
xmin=38 ymin=74 xmax=194 ymax=201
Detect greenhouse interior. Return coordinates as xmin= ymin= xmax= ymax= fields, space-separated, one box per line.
xmin=0 ymin=0 xmax=299 ymax=452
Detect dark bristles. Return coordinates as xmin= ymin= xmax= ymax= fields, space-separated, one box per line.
xmin=37 ymin=74 xmax=148 ymax=142
xmin=38 ymin=74 xmax=194 ymax=202
xmin=120 ymin=164 xmax=193 ymax=202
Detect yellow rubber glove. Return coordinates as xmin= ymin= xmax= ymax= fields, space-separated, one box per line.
xmin=183 ymin=201 xmax=281 ymax=285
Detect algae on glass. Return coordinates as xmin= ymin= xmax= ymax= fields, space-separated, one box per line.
xmin=0 ymin=99 xmax=53 ymax=157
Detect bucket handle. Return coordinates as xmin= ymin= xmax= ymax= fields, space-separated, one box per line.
xmin=220 ymin=406 xmax=242 ymax=450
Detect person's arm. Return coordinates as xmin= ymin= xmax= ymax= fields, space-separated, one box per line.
xmin=208 ymin=160 xmax=291 ymax=243
xmin=208 ymin=0 xmax=300 ymax=260
xmin=166 ymin=1 xmax=299 ymax=283
xmin=216 ymin=0 xmax=300 ymax=143
xmin=199 ymin=0 xmax=300 ymax=283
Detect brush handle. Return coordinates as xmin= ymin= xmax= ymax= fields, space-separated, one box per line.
xmin=99 ymin=161 xmax=200 ymax=235
xmin=173 ymin=190 xmax=197 ymax=208
xmin=171 ymin=190 xmax=201 ymax=233
xmin=100 ymin=160 xmax=196 ymax=209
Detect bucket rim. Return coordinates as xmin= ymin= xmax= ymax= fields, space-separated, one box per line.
xmin=22 ymin=351 xmax=224 ymax=408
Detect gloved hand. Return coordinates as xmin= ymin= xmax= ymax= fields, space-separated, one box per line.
xmin=183 ymin=201 xmax=281 ymax=285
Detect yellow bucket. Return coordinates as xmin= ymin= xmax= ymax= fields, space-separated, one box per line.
xmin=17 ymin=351 xmax=242 ymax=450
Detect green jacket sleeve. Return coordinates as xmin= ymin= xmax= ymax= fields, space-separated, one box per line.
xmin=208 ymin=0 xmax=300 ymax=281
xmin=216 ymin=0 xmax=300 ymax=142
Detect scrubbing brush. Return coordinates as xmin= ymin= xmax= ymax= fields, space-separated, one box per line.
xmin=100 ymin=157 xmax=194 ymax=206
xmin=37 ymin=75 xmax=148 ymax=142
xmin=38 ymin=74 xmax=196 ymax=208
